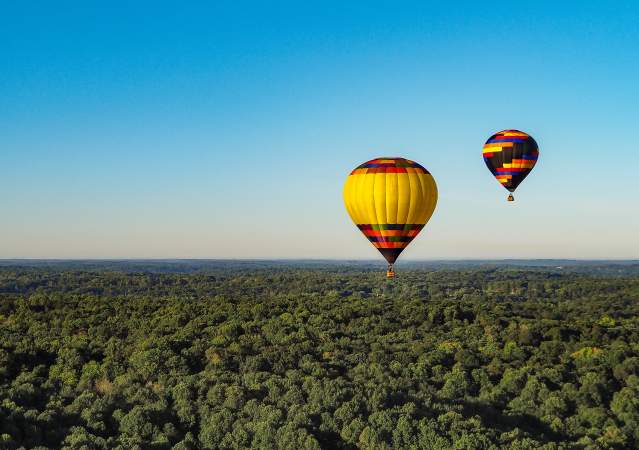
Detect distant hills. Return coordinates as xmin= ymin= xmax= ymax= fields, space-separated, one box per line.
xmin=1 ymin=258 xmax=638 ymax=276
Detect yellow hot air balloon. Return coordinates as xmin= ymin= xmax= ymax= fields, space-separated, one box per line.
xmin=343 ymin=157 xmax=438 ymax=278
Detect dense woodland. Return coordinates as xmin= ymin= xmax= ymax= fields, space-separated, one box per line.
xmin=1 ymin=262 xmax=639 ymax=449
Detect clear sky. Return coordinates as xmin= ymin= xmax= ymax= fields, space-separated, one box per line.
xmin=2 ymin=1 xmax=638 ymax=259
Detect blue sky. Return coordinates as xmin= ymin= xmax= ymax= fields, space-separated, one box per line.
xmin=2 ymin=1 xmax=638 ymax=259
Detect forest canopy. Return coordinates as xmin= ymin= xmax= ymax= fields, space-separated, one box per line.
xmin=1 ymin=262 xmax=639 ymax=449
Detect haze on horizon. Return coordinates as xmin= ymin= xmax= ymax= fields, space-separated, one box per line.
xmin=2 ymin=1 xmax=638 ymax=260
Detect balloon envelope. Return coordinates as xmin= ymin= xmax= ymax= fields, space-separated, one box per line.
xmin=483 ymin=130 xmax=539 ymax=193
xmin=343 ymin=157 xmax=437 ymax=264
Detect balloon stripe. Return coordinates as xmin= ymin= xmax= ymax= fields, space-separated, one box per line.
xmin=418 ymin=169 xmax=432 ymax=224
xmin=357 ymin=224 xmax=424 ymax=230
xmin=486 ymin=138 xmax=527 ymax=143
xmin=351 ymin=167 xmax=429 ymax=174
xmin=367 ymin=236 xmax=414 ymax=242
xmin=386 ymin=171 xmax=398 ymax=224
xmin=373 ymin=172 xmax=387 ymax=225
xmin=363 ymin=170 xmax=377 ymax=225
xmin=396 ymin=173 xmax=410 ymax=225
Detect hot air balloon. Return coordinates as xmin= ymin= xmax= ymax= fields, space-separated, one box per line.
xmin=482 ymin=130 xmax=539 ymax=201
xmin=343 ymin=157 xmax=438 ymax=278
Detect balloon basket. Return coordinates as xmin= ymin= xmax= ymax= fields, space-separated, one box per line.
xmin=507 ymin=194 xmax=514 ymax=202
xmin=386 ymin=265 xmax=395 ymax=279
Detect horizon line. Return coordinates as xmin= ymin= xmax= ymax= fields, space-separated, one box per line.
xmin=1 ymin=258 xmax=638 ymax=262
